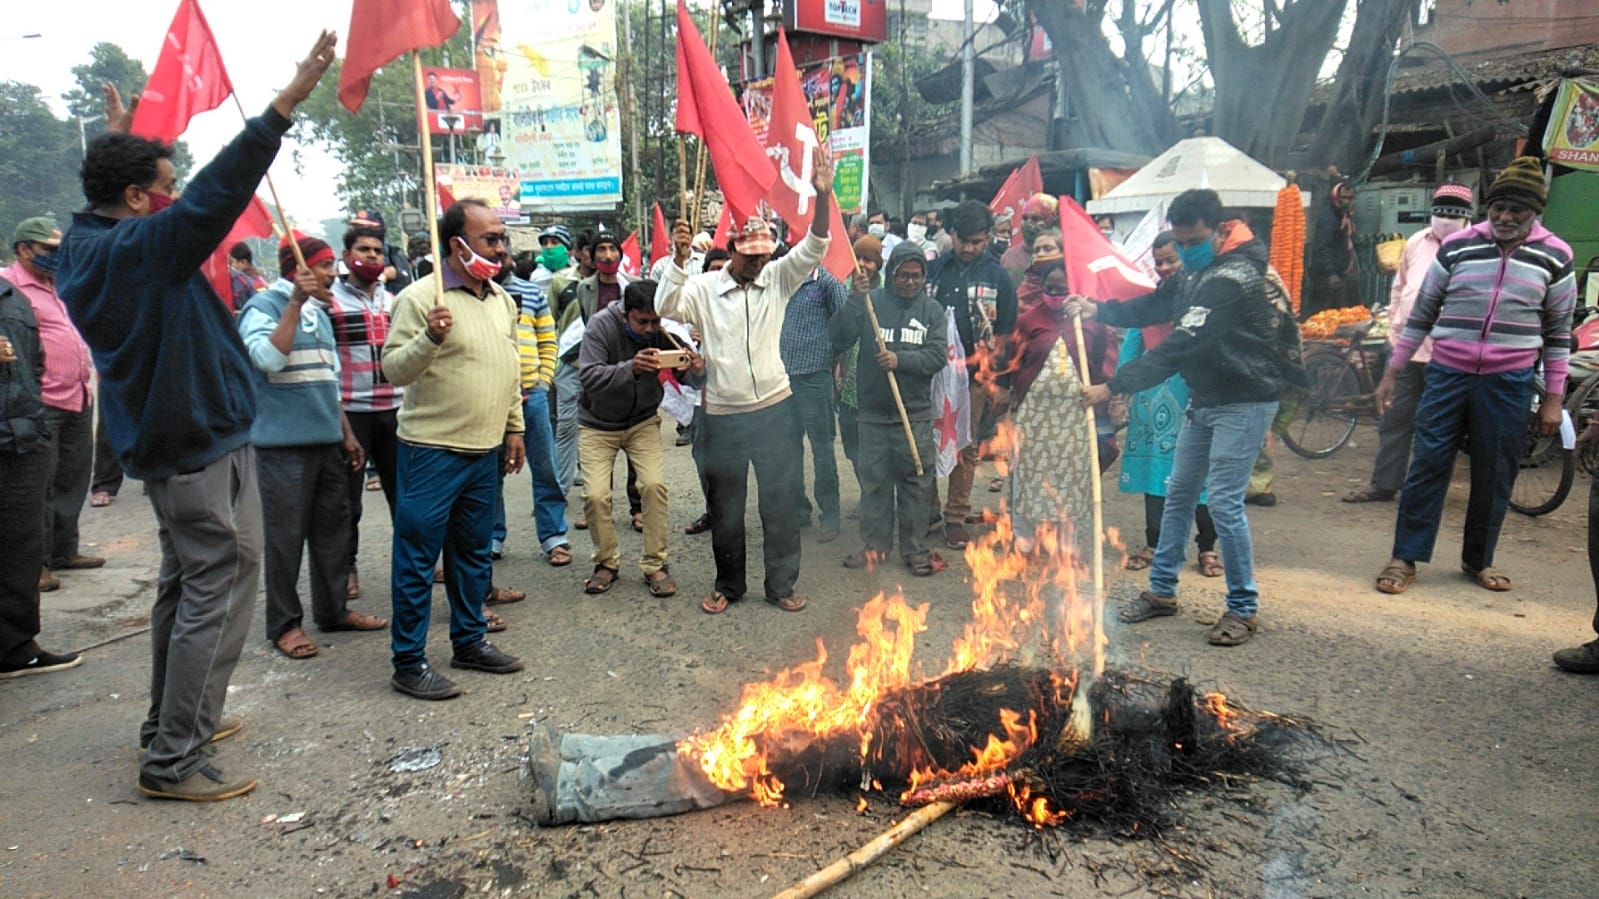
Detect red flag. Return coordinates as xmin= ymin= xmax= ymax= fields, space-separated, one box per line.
xmin=710 ymin=203 xmax=734 ymax=248
xmin=763 ymin=29 xmax=856 ymax=281
xmin=339 ymin=0 xmax=461 ymax=113
xmin=1059 ymin=197 xmax=1156 ymax=302
xmin=620 ymin=231 xmax=642 ymax=279
xmin=988 ymin=155 xmax=1042 ymax=231
xmin=649 ymin=202 xmax=670 ymax=267
xmin=130 ymin=0 xmax=234 ymax=142
xmin=201 ymin=196 xmax=275 ymax=307
xmin=675 ymin=0 xmax=776 ymax=224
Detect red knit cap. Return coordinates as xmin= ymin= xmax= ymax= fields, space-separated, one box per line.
xmin=278 ymin=230 xmax=336 ymax=275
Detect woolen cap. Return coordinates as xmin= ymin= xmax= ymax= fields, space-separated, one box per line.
xmin=1431 ymin=183 xmax=1474 ymax=217
xmin=539 ymin=224 xmax=572 ymax=248
xmin=13 ymin=216 xmax=61 ymax=248
xmin=1484 ymin=156 xmax=1547 ymax=214
xmin=278 ymin=231 xmax=335 ymax=274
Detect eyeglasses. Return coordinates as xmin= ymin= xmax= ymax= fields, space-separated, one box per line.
xmin=892 ymin=271 xmax=925 ymax=283
xmin=472 ymin=232 xmax=510 ymax=247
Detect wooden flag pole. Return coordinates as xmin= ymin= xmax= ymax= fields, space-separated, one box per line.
xmin=677 ymin=136 xmax=689 ymax=223
xmin=771 ymin=801 xmax=957 ymax=899
xmin=229 ymin=94 xmax=305 ymax=272
xmin=412 ymin=52 xmax=447 ymax=309
xmin=1069 ymin=317 xmax=1107 ymax=678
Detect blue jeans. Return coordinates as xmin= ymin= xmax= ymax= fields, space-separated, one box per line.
xmin=788 ymin=370 xmax=841 ymax=529
xmin=391 ymin=443 xmax=498 ymax=671
xmin=1392 ymin=364 xmax=1533 ymax=570
xmin=1150 ymin=401 xmax=1278 ymax=617
xmin=522 ymin=389 xmax=570 ymax=551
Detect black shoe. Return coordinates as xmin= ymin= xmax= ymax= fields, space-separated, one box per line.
xmin=0 ymin=649 xmax=82 ymax=679
xmin=451 ymin=641 xmax=524 ymax=674
xmin=391 ymin=663 xmax=463 ymax=700
xmin=1554 ymin=639 xmax=1599 ymax=674
xmin=1245 ymin=493 xmax=1277 ymax=507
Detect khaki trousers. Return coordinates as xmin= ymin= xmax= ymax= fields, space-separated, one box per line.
xmin=578 ymin=418 xmax=668 ymax=575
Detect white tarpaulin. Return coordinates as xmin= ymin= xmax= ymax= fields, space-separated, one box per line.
xmin=1086 ymin=137 xmax=1306 ymax=215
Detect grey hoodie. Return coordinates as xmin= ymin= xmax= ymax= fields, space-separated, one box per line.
xmin=828 ymin=243 xmax=949 ymax=424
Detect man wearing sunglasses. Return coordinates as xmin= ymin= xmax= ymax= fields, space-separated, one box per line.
xmin=1372 ymin=157 xmax=1576 ymax=598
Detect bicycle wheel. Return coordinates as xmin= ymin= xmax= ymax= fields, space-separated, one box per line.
xmin=1280 ymin=352 xmax=1360 ymax=459
xmin=1509 ymin=408 xmax=1573 ymax=517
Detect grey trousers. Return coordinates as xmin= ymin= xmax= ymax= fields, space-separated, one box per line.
xmin=40 ymin=404 xmax=93 ymax=566
xmin=857 ymin=419 xmax=936 ymax=560
xmin=257 ymin=444 xmax=353 ymax=641
xmin=140 ymin=445 xmax=262 ymax=784
xmin=1370 ymin=361 xmax=1427 ymax=493
xmin=554 ymin=362 xmax=581 ymax=493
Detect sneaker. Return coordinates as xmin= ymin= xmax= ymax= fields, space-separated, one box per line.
xmin=944 ymin=523 xmax=969 ymax=549
xmin=1553 ymin=639 xmax=1599 ymax=674
xmin=137 ymin=755 xmax=257 ymax=802
xmin=391 ymin=663 xmax=463 ymax=700
xmin=0 ymin=649 xmax=82 ymax=679
xmin=451 ymin=641 xmax=524 ymax=674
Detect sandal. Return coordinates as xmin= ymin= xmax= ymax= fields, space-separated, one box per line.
xmin=1119 ymin=591 xmax=1178 ymax=623
xmin=1462 ymin=563 xmax=1511 ymax=592
xmin=906 ymin=554 xmax=936 ymax=577
xmin=631 ymin=512 xmax=644 ymax=533
xmin=365 ymin=474 xmax=382 ymax=492
xmin=1207 ymin=610 xmax=1257 ymax=646
xmin=347 ymin=572 xmax=361 ymax=600
xmin=1375 ymin=563 xmax=1416 ymax=595
xmin=90 ymin=491 xmax=114 ymax=507
xmin=583 ymin=566 xmax=619 ymax=595
xmin=574 ymin=516 xmax=588 ymax=530
xmin=645 ymin=567 xmax=677 ymax=597
xmin=701 ymin=591 xmax=732 ymax=614
xmin=1196 ymin=551 xmax=1224 ymax=578
xmin=765 ymin=594 xmax=808 ymax=612
xmin=485 ymin=585 xmax=526 ymax=605
xmin=486 ymin=611 xmax=506 ymax=633
xmin=1342 ymin=488 xmax=1396 ymax=503
xmin=323 ymin=611 xmax=387 ymax=632
xmin=1124 ymin=546 xmax=1154 ymax=572
xmin=684 ymin=513 xmax=712 ymax=535
xmin=546 ymin=545 xmax=573 ymax=567
xmin=274 ymin=628 xmax=319 ymax=659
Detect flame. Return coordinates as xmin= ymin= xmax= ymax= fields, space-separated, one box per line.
xmin=1007 ymin=781 xmax=1070 ymax=828
xmin=1201 ymin=692 xmax=1238 ymax=736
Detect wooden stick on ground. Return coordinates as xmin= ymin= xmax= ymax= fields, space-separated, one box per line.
xmin=770 ymin=800 xmax=957 ymax=899
xmin=861 ymin=290 xmax=924 ymax=477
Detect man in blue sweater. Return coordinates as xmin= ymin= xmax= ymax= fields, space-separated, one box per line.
xmin=54 ymin=33 xmax=336 ymax=802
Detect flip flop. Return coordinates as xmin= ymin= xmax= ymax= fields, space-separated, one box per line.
xmin=90 ymin=491 xmax=114 ymax=507
xmin=631 ymin=512 xmax=644 ymax=533
xmin=583 ymin=566 xmax=619 ymax=595
xmin=322 ymin=611 xmax=387 ymax=632
xmin=765 ymin=594 xmax=808 ymax=612
xmin=701 ymin=591 xmax=731 ymax=614
xmin=274 ymin=628 xmax=318 ymax=659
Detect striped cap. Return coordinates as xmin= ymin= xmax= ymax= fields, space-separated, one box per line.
xmin=1431 ymin=183 xmax=1474 ymax=216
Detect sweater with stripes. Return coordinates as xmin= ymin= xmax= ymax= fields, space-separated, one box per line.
xmin=1389 ymin=219 xmax=1576 ymax=395
xmin=238 ymin=280 xmax=342 ymax=447
xmin=507 ymin=272 xmax=557 ymax=392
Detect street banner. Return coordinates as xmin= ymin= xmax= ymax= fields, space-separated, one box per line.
xmin=487 ymin=0 xmax=624 ymax=209
xmin=435 ymin=163 xmax=524 ymax=222
xmin=744 ymin=50 xmax=871 ymax=217
xmin=1542 ymin=78 xmax=1599 ymax=171
xmin=421 ymin=67 xmax=483 ymax=135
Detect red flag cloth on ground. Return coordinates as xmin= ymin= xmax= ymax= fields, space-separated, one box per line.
xmin=989 ymin=155 xmax=1042 ymax=231
xmin=710 ymin=204 xmax=734 ymax=248
xmin=764 ymin=28 xmax=855 ymax=281
xmin=1058 ymin=197 xmax=1156 ymax=302
xmin=649 ymin=203 xmax=670 ymax=267
xmin=339 ymin=0 xmax=461 ymax=113
xmin=200 ymin=195 xmax=274 ymax=307
xmin=130 ymin=0 xmax=234 ymax=142
xmin=674 ymin=0 xmax=776 ymax=224
xmin=620 ymin=232 xmax=642 ymax=279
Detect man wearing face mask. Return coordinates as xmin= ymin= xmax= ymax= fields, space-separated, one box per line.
xmin=1001 ymin=193 xmax=1059 ymax=289
xmin=868 ymin=210 xmax=899 ymax=257
xmin=573 ymin=229 xmax=643 ymax=529
xmin=383 ymin=199 xmax=527 ymax=700
xmin=55 ymin=33 xmax=338 ymax=801
xmin=2 ymin=217 xmax=103 ymax=592
xmin=239 ymin=233 xmax=384 ymax=662
xmin=1072 ymin=189 xmax=1296 ymax=647
xmin=1371 ymin=158 xmax=1575 ymax=597
xmin=904 ymin=212 xmax=937 ymax=261
xmin=1343 ymin=184 xmax=1475 ymax=505
xmin=926 ymin=208 xmax=953 ymax=255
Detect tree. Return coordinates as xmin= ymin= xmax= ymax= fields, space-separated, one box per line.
xmin=63 ymin=42 xmax=194 ymax=177
xmin=0 ymin=82 xmax=81 ymax=234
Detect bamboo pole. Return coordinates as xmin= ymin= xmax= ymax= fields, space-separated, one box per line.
xmin=1069 ymin=317 xmax=1106 ymax=678
xmin=677 ymin=135 xmax=689 ymax=221
xmin=412 ymin=53 xmax=448 ymax=310
xmin=770 ymin=801 xmax=957 ymax=899
xmin=861 ymin=290 xmax=924 ymax=477
xmin=229 ymin=94 xmax=305 ymax=272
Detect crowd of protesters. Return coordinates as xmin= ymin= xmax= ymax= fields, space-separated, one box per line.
xmin=1 ymin=33 xmax=1593 ymax=810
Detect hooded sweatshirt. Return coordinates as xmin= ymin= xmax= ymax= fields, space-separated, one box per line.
xmin=829 ymin=242 xmax=948 ymax=424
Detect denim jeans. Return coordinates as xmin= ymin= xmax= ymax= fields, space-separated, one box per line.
xmin=522 ymin=389 xmax=570 ymax=551
xmin=788 ymin=370 xmax=841 ymax=530
xmin=1392 ymin=364 xmax=1533 ymax=570
xmin=1149 ymin=401 xmax=1278 ymax=617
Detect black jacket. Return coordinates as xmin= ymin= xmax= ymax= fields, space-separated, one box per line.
xmin=1308 ymin=200 xmax=1354 ymax=277
xmin=926 ymin=246 xmax=1016 ymax=359
xmin=0 ymin=276 xmax=48 ymax=454
xmin=1101 ymin=239 xmax=1289 ymax=408
xmin=829 ymin=244 xmax=949 ymax=424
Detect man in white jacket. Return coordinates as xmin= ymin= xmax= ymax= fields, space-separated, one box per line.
xmin=655 ymin=148 xmax=834 ymax=615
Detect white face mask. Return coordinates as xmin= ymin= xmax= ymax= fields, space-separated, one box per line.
xmin=907 ymin=223 xmax=927 ymax=243
xmin=1430 ymin=215 xmax=1468 ymax=240
xmin=868 ymin=223 xmax=886 ymax=238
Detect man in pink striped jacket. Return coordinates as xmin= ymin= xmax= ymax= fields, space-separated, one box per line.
xmin=1372 ymin=157 xmax=1575 ymax=596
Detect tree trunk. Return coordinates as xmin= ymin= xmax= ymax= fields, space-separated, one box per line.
xmin=1306 ymin=0 xmax=1424 ymax=174
xmin=1028 ymin=1 xmax=1175 ymax=155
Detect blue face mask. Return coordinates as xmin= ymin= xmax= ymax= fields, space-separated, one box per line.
xmin=29 ymin=250 xmax=59 ymax=275
xmin=1177 ymin=240 xmax=1214 ymax=271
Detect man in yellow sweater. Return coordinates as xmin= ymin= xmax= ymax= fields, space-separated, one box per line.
xmin=382 ymin=199 xmax=527 ymax=700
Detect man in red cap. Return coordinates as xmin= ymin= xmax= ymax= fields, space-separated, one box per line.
xmin=238 ymin=234 xmax=386 ymax=662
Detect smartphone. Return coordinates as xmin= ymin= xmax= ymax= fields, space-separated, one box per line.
xmin=656 ymin=349 xmax=692 ymax=370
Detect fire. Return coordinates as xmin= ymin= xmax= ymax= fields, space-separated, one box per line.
xmin=1201 ymin=692 xmax=1239 ymax=736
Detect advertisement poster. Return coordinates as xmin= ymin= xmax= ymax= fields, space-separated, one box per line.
xmin=744 ymin=51 xmax=871 ymax=217
xmin=1543 ymin=78 xmax=1599 ymax=171
xmin=782 ymin=0 xmax=887 ymax=43
xmin=435 ymin=163 xmax=526 ymax=223
xmin=421 ymin=68 xmax=483 ymax=135
xmin=472 ymin=0 xmax=624 ymax=210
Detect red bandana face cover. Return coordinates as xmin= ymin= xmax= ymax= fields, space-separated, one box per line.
xmin=454 ymin=237 xmax=502 ymax=280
